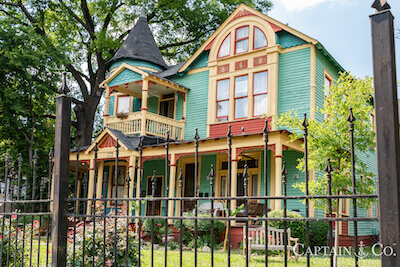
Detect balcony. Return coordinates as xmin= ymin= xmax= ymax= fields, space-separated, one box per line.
xmin=104 ymin=111 xmax=185 ymax=140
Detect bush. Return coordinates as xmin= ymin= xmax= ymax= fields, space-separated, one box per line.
xmin=142 ymin=218 xmax=166 ymax=244
xmin=173 ymin=214 xmax=225 ymax=247
xmin=66 ymin=207 xmax=138 ymax=266
xmin=267 ymin=210 xmax=306 ymax=245
xmin=309 ymin=221 xmax=329 ymax=247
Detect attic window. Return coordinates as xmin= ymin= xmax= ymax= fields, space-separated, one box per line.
xmin=235 ymin=26 xmax=249 ymax=54
xmin=218 ymin=34 xmax=231 ymax=58
xmin=254 ymin=27 xmax=267 ymax=49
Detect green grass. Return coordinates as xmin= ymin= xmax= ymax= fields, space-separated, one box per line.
xmin=141 ymin=249 xmax=381 ymax=267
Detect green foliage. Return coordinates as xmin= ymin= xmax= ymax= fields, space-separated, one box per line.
xmin=309 ymin=221 xmax=329 ymax=247
xmin=167 ymin=241 xmax=179 ymax=250
xmin=142 ymin=218 xmax=166 ymax=243
xmin=276 ymin=73 xmax=376 ymax=210
xmin=66 ymin=208 xmax=138 ymax=266
xmin=267 ymin=210 xmax=306 ymax=245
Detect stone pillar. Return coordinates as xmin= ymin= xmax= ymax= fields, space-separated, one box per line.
xmin=274 ymin=143 xmax=283 ymax=210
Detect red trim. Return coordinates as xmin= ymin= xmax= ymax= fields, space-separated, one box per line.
xmin=217 ymin=34 xmax=231 ymax=59
xmin=181 ymin=117 xmax=185 ymax=120
xmin=234 ymin=26 xmax=249 ymax=55
xmin=235 ymin=60 xmax=248 ymax=70
xmin=217 ymin=64 xmax=230 ymax=74
xmin=253 ymin=26 xmax=268 ymax=50
xmin=205 ymin=36 xmax=216 ymax=51
xmin=178 ymin=91 xmax=186 ymax=101
xmin=103 ymin=114 xmax=110 ymax=117
xmin=169 ymin=164 xmax=177 ymax=167
xmin=253 ymin=55 xmax=268 ymax=66
xmin=140 ymin=108 xmax=148 ymax=111
xmin=99 ymin=135 xmax=117 ymax=148
xmin=210 ymin=117 xmax=272 ymax=138
xmin=128 ymin=165 xmax=133 ymax=168
xmin=149 ymin=81 xmax=157 ymax=86
xmin=230 ymin=9 xmax=256 ymax=22
xmin=268 ymin=22 xmax=283 ymax=33
xmin=124 ymin=83 xmax=128 ymax=88
xmin=135 ymin=80 xmax=143 ymax=86
xmin=274 ymin=155 xmax=283 ymax=158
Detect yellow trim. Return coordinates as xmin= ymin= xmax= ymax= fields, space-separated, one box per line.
xmin=310 ymin=46 xmax=317 ymax=119
xmin=100 ymin=63 xmax=149 ymax=87
xmin=187 ymin=67 xmax=208 ymax=75
xmin=178 ymin=4 xmax=317 ymax=73
xmin=85 ymin=128 xmax=129 ymax=154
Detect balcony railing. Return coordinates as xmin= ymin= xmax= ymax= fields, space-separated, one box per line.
xmin=105 ymin=111 xmax=185 ymax=140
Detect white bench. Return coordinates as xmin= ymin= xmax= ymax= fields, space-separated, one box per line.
xmin=243 ymin=226 xmax=299 ymax=260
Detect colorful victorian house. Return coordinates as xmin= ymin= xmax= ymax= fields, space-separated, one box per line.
xmin=70 ymin=4 xmax=378 ymax=246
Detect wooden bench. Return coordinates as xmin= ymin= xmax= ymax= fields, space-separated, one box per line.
xmin=243 ymin=226 xmax=299 ymax=260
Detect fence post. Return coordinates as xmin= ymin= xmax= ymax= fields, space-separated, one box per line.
xmin=52 ymin=73 xmax=71 ymax=267
xmin=370 ymin=2 xmax=400 ymax=266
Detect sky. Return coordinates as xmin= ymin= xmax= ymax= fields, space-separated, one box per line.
xmin=268 ymin=0 xmax=400 ymax=79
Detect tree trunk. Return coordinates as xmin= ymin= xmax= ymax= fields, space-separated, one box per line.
xmin=74 ymin=102 xmax=97 ymax=147
xmin=333 ymin=198 xmax=340 ymax=267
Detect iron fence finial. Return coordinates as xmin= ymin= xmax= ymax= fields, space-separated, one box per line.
xmin=372 ymin=0 xmax=390 ymax=12
xmin=94 ymin=142 xmax=99 ymax=152
xmin=302 ymin=113 xmax=309 ymax=128
xmin=347 ymin=108 xmax=356 ymax=123
xmin=58 ymin=72 xmax=70 ymax=94
xmin=194 ymin=128 xmax=200 ymax=140
xmin=325 ymin=158 xmax=333 ymax=174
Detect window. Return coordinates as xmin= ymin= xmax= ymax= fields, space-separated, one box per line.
xmin=234 ymin=75 xmax=248 ymax=119
xmin=117 ymin=96 xmax=130 ymax=114
xmin=159 ymin=93 xmax=175 ymax=119
xmin=220 ymin=175 xmax=226 ymax=197
xmin=253 ymin=71 xmax=268 ymax=116
xmin=251 ymin=174 xmax=258 ymax=196
xmin=111 ymin=166 xmax=126 ymax=200
xmin=217 ymin=79 xmax=230 ymax=122
xmin=254 ymin=27 xmax=267 ymax=49
xmin=218 ymin=34 xmax=231 ymax=58
xmin=235 ymin=26 xmax=249 ymax=54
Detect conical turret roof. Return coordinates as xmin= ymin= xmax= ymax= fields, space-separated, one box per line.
xmin=109 ymin=16 xmax=168 ymax=69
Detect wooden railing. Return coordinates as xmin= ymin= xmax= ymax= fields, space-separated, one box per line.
xmin=104 ymin=111 xmax=185 ymax=139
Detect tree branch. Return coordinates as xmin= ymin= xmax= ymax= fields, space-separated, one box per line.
xmin=80 ymin=0 xmax=95 ymax=37
xmin=16 ymin=0 xmax=46 ymax=36
xmin=159 ymin=28 xmax=216 ymax=50
xmin=58 ymin=0 xmax=94 ymax=38
xmin=66 ymin=64 xmax=89 ymax=100
xmin=102 ymin=1 xmax=124 ymax=32
xmin=0 ymin=2 xmax=18 ymax=7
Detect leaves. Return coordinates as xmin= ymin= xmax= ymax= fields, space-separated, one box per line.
xmin=276 ymin=73 xmax=376 ymax=210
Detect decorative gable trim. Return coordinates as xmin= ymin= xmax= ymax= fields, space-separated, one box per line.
xmin=99 ymin=135 xmax=117 ymax=148
xmin=85 ymin=128 xmax=129 ymax=154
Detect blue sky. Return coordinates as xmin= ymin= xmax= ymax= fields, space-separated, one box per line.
xmin=268 ymin=0 xmax=400 ymax=79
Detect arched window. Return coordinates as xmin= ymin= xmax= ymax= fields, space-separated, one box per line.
xmin=235 ymin=26 xmax=249 ymax=54
xmin=254 ymin=27 xmax=267 ymax=49
xmin=218 ymin=34 xmax=231 ymax=58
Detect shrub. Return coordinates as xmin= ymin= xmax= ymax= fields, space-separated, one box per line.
xmin=167 ymin=241 xmax=179 ymax=250
xmin=142 ymin=218 xmax=166 ymax=244
xmin=309 ymin=221 xmax=329 ymax=247
xmin=66 ymin=206 xmax=138 ymax=266
xmin=267 ymin=209 xmax=306 ymax=245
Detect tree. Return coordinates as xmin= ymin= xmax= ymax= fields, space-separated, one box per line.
xmin=0 ymin=0 xmax=273 ymax=147
xmin=0 ymin=16 xmax=60 ymax=195
xmin=276 ymin=73 xmax=376 ymax=266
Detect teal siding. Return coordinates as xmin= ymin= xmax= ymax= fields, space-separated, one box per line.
xmin=187 ymin=52 xmax=209 ymax=71
xmin=109 ymin=96 xmax=115 ymax=116
xmin=175 ymin=93 xmax=184 ymax=120
xmin=109 ymin=59 xmax=163 ymax=72
xmin=199 ymin=155 xmax=217 ymax=206
xmin=132 ymin=97 xmax=141 ymax=112
xmin=315 ymin=49 xmax=340 ymax=121
xmin=277 ymin=31 xmax=307 ymax=49
xmin=277 ymin=48 xmax=311 ymax=121
xmin=282 ymin=151 xmax=306 ymax=216
xmin=142 ymin=159 xmax=167 ymax=215
xmin=171 ymin=71 xmax=209 ymax=140
xmin=349 ymin=150 xmax=379 ymax=236
xmin=148 ymin=97 xmax=159 ymax=114
xmin=108 ymin=69 xmax=142 ymax=87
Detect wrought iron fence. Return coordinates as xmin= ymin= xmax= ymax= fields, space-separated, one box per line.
xmin=0 ymin=150 xmax=53 ymax=267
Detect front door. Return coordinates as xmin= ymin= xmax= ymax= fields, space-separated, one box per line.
xmin=184 ymin=163 xmax=196 ymax=212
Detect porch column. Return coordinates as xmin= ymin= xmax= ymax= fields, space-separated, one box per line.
xmin=104 ymin=86 xmax=110 ymax=116
xmin=135 ymin=163 xmax=142 ymax=222
xmin=274 ymin=143 xmax=283 ymax=210
xmin=140 ymin=80 xmax=149 ymax=136
xmin=231 ymin=148 xmax=238 ymax=222
xmin=168 ymin=154 xmax=177 ymax=224
xmin=128 ymin=156 xmax=137 ymax=215
xmin=87 ymin=158 xmax=95 ymax=215
xmin=96 ymin=161 xmax=104 ymax=198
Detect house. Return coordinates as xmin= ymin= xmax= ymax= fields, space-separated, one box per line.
xmin=69 ymin=4 xmax=379 ymax=247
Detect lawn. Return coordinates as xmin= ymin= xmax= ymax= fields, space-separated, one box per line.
xmin=141 ymin=249 xmax=381 ymax=267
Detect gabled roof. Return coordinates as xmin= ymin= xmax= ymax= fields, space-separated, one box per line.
xmin=85 ymin=128 xmax=168 ymax=154
xmin=178 ymin=4 xmax=319 ymax=73
xmin=108 ymin=16 xmax=168 ymax=70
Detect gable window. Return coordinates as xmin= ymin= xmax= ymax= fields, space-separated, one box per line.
xmin=254 ymin=27 xmax=267 ymax=49
xmin=217 ymin=79 xmax=230 ymax=122
xmin=253 ymin=71 xmax=268 ymax=116
xmin=117 ymin=96 xmax=130 ymax=114
xmin=218 ymin=34 xmax=231 ymax=58
xmin=235 ymin=26 xmax=249 ymax=54
xmin=234 ymin=75 xmax=248 ymax=119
